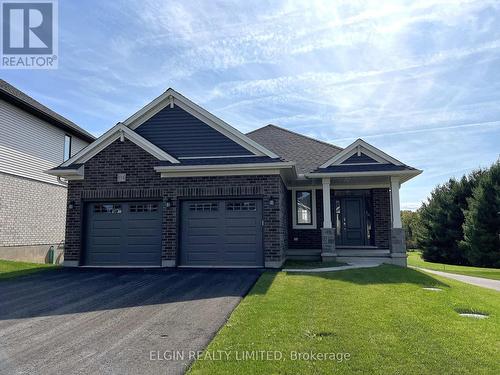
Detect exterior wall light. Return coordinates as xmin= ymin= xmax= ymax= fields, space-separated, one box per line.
xmin=68 ymin=200 xmax=75 ymax=210
xmin=269 ymin=197 xmax=276 ymax=206
xmin=164 ymin=198 xmax=173 ymax=208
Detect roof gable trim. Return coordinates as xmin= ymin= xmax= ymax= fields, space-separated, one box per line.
xmin=59 ymin=123 xmax=179 ymax=167
xmin=320 ymin=139 xmax=404 ymax=168
xmin=123 ymin=88 xmax=279 ymax=159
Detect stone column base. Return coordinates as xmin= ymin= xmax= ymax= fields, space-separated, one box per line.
xmin=390 ymin=253 xmax=407 ymax=267
xmin=390 ymin=228 xmax=407 ymax=267
xmin=321 ymin=228 xmax=336 ymax=262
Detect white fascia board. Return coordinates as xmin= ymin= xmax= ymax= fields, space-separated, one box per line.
xmin=154 ymin=161 xmax=295 ymax=173
xmin=305 ymin=169 xmax=423 ymax=181
xmin=123 ymin=88 xmax=279 ymax=159
xmin=60 ymin=124 xmax=179 ymax=167
xmin=320 ymin=139 xmax=405 ymax=168
xmin=158 ymin=169 xmax=283 ymax=178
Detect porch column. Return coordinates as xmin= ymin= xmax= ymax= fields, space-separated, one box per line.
xmin=321 ymin=178 xmax=336 ymax=261
xmin=390 ymin=176 xmax=406 ymax=266
xmin=390 ymin=177 xmax=402 ymax=228
xmin=322 ymin=178 xmax=332 ymax=228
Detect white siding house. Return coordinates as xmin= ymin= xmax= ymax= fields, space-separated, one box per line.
xmin=0 ymin=79 xmax=95 ymax=263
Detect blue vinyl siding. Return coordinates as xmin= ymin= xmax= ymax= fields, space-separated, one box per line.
xmin=341 ymin=152 xmax=379 ymax=164
xmin=134 ymin=105 xmax=254 ymax=157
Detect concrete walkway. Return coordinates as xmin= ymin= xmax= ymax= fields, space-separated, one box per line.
xmin=283 ymin=263 xmax=380 ymax=273
xmin=412 ymin=267 xmax=500 ymax=292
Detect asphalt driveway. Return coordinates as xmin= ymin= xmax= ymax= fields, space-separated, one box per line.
xmin=0 ymin=268 xmax=261 ymax=375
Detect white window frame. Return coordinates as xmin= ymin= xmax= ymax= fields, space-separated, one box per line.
xmin=292 ymin=188 xmax=317 ymax=229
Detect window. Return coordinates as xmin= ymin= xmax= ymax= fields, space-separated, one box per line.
xmin=226 ymin=201 xmax=256 ymax=211
xmin=189 ymin=202 xmax=218 ymax=212
xmin=94 ymin=204 xmax=122 ymax=214
xmin=130 ymin=204 xmax=158 ymax=213
xmin=63 ymin=135 xmax=72 ymax=161
xmin=292 ymin=190 xmax=316 ymax=229
xmin=296 ymin=191 xmax=312 ymax=224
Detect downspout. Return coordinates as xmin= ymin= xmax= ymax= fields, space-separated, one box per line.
xmin=57 ymin=176 xmax=68 ymax=186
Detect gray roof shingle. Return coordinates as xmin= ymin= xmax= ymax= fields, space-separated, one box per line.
xmin=0 ymin=79 xmax=95 ymax=143
xmin=246 ymin=124 xmax=342 ymax=174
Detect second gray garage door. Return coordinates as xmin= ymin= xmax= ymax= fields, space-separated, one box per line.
xmin=180 ymin=200 xmax=263 ymax=267
xmin=84 ymin=202 xmax=162 ymax=266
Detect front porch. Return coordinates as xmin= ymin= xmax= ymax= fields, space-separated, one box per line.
xmin=287 ymin=175 xmax=407 ymax=267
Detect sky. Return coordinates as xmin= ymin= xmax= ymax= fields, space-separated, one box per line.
xmin=3 ymin=0 xmax=500 ymax=210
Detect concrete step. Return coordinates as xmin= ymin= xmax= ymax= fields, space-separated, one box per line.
xmin=286 ymin=249 xmax=321 ymax=261
xmin=336 ymin=249 xmax=390 ymax=257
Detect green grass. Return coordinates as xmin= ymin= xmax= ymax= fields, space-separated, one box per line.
xmin=0 ymin=259 xmax=57 ymax=280
xmin=408 ymin=252 xmax=500 ymax=280
xmin=189 ymin=265 xmax=499 ymax=374
xmin=283 ymin=260 xmax=346 ymax=269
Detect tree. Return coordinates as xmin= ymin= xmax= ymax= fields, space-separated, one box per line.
xmin=401 ymin=210 xmax=421 ymax=249
xmin=461 ymin=162 xmax=500 ymax=267
xmin=417 ymin=170 xmax=483 ymax=264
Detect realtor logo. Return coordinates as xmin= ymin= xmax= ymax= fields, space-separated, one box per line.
xmin=1 ymin=0 xmax=58 ymax=68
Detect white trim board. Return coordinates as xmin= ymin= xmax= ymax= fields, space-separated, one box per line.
xmin=58 ymin=123 xmax=179 ymax=168
xmin=123 ymin=88 xmax=279 ymax=159
xmin=154 ymin=161 xmax=295 ymax=178
xmin=320 ymin=139 xmax=405 ymax=168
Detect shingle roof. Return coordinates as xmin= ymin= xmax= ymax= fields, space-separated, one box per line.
xmin=0 ymin=79 xmax=95 ymax=143
xmin=246 ymin=124 xmax=342 ymax=174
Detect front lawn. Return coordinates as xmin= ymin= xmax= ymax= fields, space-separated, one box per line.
xmin=189 ymin=265 xmax=499 ymax=374
xmin=408 ymin=251 xmax=500 ymax=280
xmin=0 ymin=259 xmax=57 ymax=280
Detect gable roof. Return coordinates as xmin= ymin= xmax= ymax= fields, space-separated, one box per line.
xmin=0 ymin=79 xmax=95 ymax=143
xmin=57 ymin=123 xmax=179 ymax=168
xmin=320 ymin=138 xmax=404 ymax=168
xmin=246 ymin=124 xmax=343 ymax=174
xmin=133 ymin=103 xmax=255 ymax=158
xmin=123 ymin=88 xmax=278 ymax=159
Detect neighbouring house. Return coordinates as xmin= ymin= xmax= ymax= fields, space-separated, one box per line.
xmin=0 ymin=79 xmax=95 ymax=263
xmin=48 ymin=89 xmax=421 ymax=268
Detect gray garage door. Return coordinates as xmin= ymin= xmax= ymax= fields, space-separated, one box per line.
xmin=180 ymin=200 xmax=263 ymax=267
xmin=84 ymin=202 xmax=162 ymax=266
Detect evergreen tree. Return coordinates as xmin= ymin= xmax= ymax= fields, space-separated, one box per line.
xmin=417 ymin=170 xmax=483 ymax=264
xmin=461 ymin=162 xmax=500 ymax=267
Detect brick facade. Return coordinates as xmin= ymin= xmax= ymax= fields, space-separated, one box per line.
xmin=65 ymin=139 xmax=287 ymax=266
xmin=0 ymin=172 xmax=67 ymax=247
xmin=373 ymin=188 xmax=391 ymax=248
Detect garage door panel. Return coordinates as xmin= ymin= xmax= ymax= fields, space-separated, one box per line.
xmin=224 ymin=234 xmax=257 ymax=244
xmin=85 ymin=202 xmax=162 ymax=266
xmin=86 ymin=252 xmax=121 ymax=265
xmin=186 ymin=235 xmax=218 ymax=245
xmin=89 ymin=236 xmax=121 ymax=246
xmin=181 ymin=200 xmax=263 ymax=267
